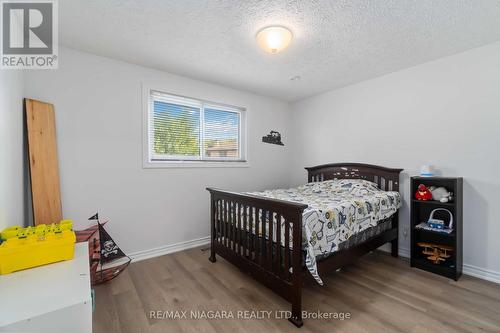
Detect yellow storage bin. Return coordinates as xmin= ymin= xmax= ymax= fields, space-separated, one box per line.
xmin=0 ymin=221 xmax=76 ymax=275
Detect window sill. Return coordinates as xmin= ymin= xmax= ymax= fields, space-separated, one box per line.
xmin=143 ymin=160 xmax=250 ymax=169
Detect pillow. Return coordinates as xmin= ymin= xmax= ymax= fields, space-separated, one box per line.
xmin=336 ymin=179 xmax=379 ymax=189
xmin=317 ymin=178 xmax=378 ymax=190
xmin=303 ymin=179 xmax=380 ymax=195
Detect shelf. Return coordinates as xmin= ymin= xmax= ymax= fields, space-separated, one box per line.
xmin=412 ymin=200 xmax=455 ymax=207
xmin=414 ymin=226 xmax=454 ymax=236
xmin=410 ymin=176 xmax=462 ymax=281
xmin=412 ymin=176 xmax=460 ymax=180
xmin=414 ymin=227 xmax=455 ymax=245
xmin=411 ymin=257 xmax=458 ymax=280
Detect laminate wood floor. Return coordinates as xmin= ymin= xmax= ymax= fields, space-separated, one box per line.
xmin=93 ymin=247 xmax=500 ymax=333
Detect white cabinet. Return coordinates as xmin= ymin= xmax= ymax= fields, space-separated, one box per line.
xmin=0 ymin=243 xmax=92 ymax=333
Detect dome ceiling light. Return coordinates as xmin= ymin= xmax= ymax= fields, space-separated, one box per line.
xmin=255 ymin=26 xmax=293 ymax=54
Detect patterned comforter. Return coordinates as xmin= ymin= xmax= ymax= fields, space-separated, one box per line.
xmin=248 ymin=179 xmax=401 ymax=285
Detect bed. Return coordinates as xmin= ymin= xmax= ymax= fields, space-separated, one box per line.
xmin=206 ymin=163 xmax=403 ymax=327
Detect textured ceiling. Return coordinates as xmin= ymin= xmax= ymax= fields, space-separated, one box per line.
xmin=60 ymin=0 xmax=500 ymax=102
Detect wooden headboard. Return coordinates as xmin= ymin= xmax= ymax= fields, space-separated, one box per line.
xmin=305 ymin=163 xmax=403 ymax=192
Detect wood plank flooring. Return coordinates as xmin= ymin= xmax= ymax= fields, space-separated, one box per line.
xmin=93 ymin=247 xmax=500 ymax=333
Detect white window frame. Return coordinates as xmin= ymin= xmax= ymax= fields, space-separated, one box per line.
xmin=142 ymin=84 xmax=248 ymax=168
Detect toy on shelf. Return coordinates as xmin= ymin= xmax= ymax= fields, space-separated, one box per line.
xmin=430 ymin=186 xmax=453 ymax=203
xmin=427 ymin=208 xmax=453 ymax=230
xmin=415 ymin=184 xmax=433 ymax=201
xmin=417 ymin=242 xmax=454 ymax=264
xmin=415 ymin=222 xmax=453 ymax=234
xmin=420 ymin=165 xmax=435 ymax=177
xmin=0 ymin=220 xmax=76 ymax=275
xmin=75 ymin=213 xmax=130 ymax=285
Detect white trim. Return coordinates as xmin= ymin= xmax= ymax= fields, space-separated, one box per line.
xmin=142 ymin=83 xmax=151 ymax=168
xmin=128 ymin=236 xmax=210 ymax=262
xmin=398 ymin=247 xmax=410 ymax=258
xmin=463 ymin=264 xmax=500 ymax=284
xmin=142 ymin=83 xmax=248 ymax=169
xmin=377 ymin=245 xmax=410 ymax=258
xmin=128 ymin=239 xmax=500 ymax=284
xmin=144 ymin=160 xmax=249 ymax=168
xmin=397 ymin=246 xmax=500 ymax=284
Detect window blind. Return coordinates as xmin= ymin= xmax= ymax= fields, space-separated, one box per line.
xmin=148 ymin=90 xmax=244 ymax=162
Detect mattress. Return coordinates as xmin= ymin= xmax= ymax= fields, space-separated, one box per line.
xmin=316 ymin=217 xmax=393 ymax=261
xmin=248 ymin=179 xmax=401 ymax=285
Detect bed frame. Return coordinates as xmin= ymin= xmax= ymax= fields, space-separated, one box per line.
xmin=206 ymin=163 xmax=403 ymax=327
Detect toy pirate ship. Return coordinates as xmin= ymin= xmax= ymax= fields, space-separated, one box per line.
xmin=76 ymin=213 xmax=131 ymax=285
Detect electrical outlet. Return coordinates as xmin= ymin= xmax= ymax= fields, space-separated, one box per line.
xmin=403 ymin=227 xmax=409 ymax=239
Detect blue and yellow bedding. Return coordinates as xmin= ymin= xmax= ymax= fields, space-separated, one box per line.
xmin=248 ymin=179 xmax=401 ymax=285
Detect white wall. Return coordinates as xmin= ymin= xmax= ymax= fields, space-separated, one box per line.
xmin=19 ymin=42 xmax=500 ymax=282
xmin=290 ymin=41 xmax=500 ymax=280
xmin=23 ymin=48 xmax=292 ymax=257
xmin=0 ymin=71 xmax=25 ymax=231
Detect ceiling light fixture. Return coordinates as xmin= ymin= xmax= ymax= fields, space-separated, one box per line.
xmin=256 ymin=26 xmax=293 ymax=54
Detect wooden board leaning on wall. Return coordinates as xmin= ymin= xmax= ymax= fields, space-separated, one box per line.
xmin=25 ymin=98 xmax=63 ymax=225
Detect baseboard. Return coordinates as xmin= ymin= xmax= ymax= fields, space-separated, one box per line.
xmin=377 ymin=244 xmax=410 ymax=259
xmin=129 ymin=239 xmax=500 ymax=284
xmin=462 ymin=264 xmax=500 ymax=284
xmin=129 ymin=236 xmax=210 ymax=262
xmin=398 ymin=247 xmax=410 ymax=258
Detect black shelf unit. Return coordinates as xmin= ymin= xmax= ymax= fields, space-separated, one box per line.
xmin=410 ymin=176 xmax=463 ymax=280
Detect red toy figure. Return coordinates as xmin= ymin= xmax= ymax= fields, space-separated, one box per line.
xmin=415 ymin=184 xmax=433 ymax=201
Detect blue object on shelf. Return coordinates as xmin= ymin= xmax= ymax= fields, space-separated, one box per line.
xmin=420 ymin=165 xmax=435 ymax=177
xmin=415 ymin=222 xmax=453 ymax=234
xmin=428 ymin=219 xmax=445 ymax=229
xmin=427 ymin=208 xmax=454 ymax=230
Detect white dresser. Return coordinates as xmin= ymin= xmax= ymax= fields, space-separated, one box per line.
xmin=0 ymin=243 xmax=92 ymax=333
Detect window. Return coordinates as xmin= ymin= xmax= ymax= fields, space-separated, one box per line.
xmin=145 ymin=89 xmax=246 ymax=166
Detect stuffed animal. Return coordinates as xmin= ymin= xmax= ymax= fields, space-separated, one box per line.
xmin=415 ymin=184 xmax=433 ymax=201
xmin=429 ymin=186 xmax=454 ymax=203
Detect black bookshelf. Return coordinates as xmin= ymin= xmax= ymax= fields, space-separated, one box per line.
xmin=410 ymin=177 xmax=463 ymax=280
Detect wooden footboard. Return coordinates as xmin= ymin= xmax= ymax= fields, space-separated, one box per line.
xmin=206 ymin=163 xmax=403 ymax=327
xmin=206 ymin=188 xmax=308 ymax=326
